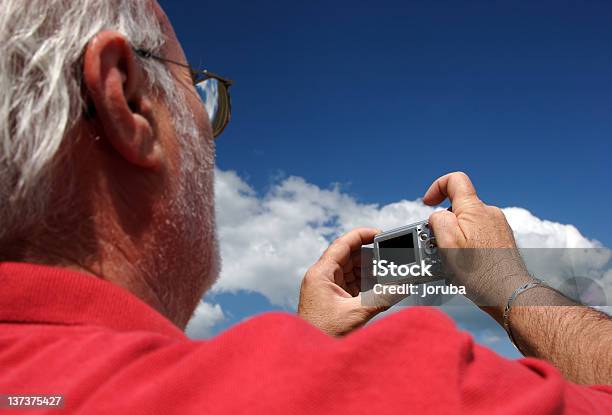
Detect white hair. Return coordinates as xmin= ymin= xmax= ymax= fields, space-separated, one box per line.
xmin=0 ymin=0 xmax=184 ymax=243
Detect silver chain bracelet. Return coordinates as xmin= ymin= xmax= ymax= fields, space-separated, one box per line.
xmin=503 ymin=279 xmax=547 ymax=355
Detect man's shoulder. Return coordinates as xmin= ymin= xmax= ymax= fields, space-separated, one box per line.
xmin=211 ymin=307 xmax=460 ymax=347
xmin=0 ymin=306 xmax=461 ymax=385
xmin=0 ymin=322 xmax=184 ymax=372
xmin=2 ymin=309 xmax=608 ymax=414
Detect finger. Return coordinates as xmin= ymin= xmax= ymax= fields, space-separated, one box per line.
xmin=351 ymin=250 xmax=362 ymax=267
xmin=308 ymin=258 xmax=343 ymax=284
xmin=344 ymin=270 xmax=356 ymax=284
xmin=333 ymin=265 xmax=347 ymax=290
xmin=422 ymin=172 xmax=482 ymax=211
xmin=343 ymin=254 xmax=355 ymax=273
xmin=346 ymin=281 xmax=360 ymax=297
xmin=322 ymin=227 xmax=380 ymax=266
xmin=428 ymin=210 xmax=465 ymax=248
xmin=342 ymin=250 xmax=365 ymax=273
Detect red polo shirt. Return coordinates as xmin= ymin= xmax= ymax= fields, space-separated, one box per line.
xmin=0 ymin=262 xmax=610 ymax=414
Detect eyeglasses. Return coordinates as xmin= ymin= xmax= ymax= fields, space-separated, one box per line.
xmin=134 ymin=48 xmax=233 ymax=138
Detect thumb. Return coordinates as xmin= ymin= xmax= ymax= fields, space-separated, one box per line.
xmin=355 ymin=288 xmax=407 ymax=313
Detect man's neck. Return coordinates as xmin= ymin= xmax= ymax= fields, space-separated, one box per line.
xmin=0 ymin=232 xmax=191 ymax=329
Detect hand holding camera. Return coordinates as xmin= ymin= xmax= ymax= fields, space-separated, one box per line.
xmin=297 ymin=227 xmax=385 ymax=336
xmin=298 ymin=171 xmax=536 ymax=334
xmin=422 ymin=172 xmax=536 ymax=320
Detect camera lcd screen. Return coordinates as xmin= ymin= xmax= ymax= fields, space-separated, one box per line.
xmin=378 ymin=232 xmax=416 ymax=266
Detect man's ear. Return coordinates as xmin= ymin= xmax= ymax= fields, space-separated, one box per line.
xmin=83 ymin=30 xmax=162 ymax=169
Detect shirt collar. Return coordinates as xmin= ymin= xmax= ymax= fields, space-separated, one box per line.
xmin=0 ymin=262 xmax=186 ymax=340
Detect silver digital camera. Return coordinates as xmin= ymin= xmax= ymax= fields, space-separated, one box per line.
xmin=372 ymin=219 xmax=442 ymax=284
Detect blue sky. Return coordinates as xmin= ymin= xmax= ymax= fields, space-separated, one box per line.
xmin=160 ymin=1 xmax=611 ymax=356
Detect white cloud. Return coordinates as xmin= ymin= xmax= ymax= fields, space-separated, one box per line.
xmin=212 ymin=169 xmax=608 ymax=309
xmin=185 ymin=301 xmax=226 ymax=339
xmin=503 ymin=207 xmax=599 ymax=248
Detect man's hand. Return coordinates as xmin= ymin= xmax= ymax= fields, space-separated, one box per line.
xmin=424 ymin=172 xmax=611 ymax=385
xmin=423 ymin=172 xmax=536 ymax=319
xmin=298 ymin=228 xmax=387 ymax=336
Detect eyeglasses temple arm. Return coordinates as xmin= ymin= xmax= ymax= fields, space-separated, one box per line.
xmin=133 ymin=48 xmax=234 ymax=86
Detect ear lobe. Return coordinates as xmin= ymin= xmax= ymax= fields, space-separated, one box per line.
xmin=82 ymin=30 xmax=162 ymax=169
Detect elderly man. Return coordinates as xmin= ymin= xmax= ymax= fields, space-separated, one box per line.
xmin=0 ymin=1 xmax=610 ymax=413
